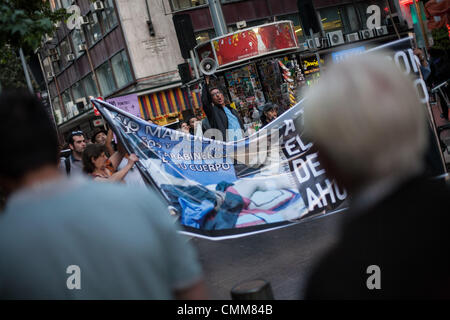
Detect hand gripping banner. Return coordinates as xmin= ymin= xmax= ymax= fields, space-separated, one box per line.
xmin=92 ymin=97 xmax=348 ymax=240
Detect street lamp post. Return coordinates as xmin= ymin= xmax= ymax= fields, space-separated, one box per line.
xmin=19 ymin=48 xmax=34 ymax=94
xmin=208 ymin=0 xmax=227 ymax=37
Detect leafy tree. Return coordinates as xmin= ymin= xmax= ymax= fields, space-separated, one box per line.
xmin=0 ymin=0 xmax=67 ymax=89
xmin=0 ymin=45 xmax=27 ymax=90
xmin=431 ymin=26 xmax=450 ymax=51
xmin=0 ymin=0 xmax=66 ymax=51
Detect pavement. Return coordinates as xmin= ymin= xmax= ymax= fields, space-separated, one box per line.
xmin=190 ymin=211 xmax=346 ymax=300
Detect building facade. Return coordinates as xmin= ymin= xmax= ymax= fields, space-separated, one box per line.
xmin=41 ymin=0 xmax=199 ymax=142
xmin=168 ymin=0 xmax=411 ymax=123
xmin=170 ymin=0 xmax=406 ymax=44
xmin=40 ymin=0 xmax=412 ymax=142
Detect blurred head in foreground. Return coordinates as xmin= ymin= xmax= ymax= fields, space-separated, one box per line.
xmin=302 ymin=52 xmax=427 ymax=193
xmin=0 ymin=90 xmax=59 ymax=195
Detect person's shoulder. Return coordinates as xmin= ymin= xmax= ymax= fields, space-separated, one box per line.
xmin=103 ymin=182 xmax=165 ymax=207
xmin=83 ymin=180 xmax=152 ymax=197
xmin=59 ymin=157 xmax=66 ymax=168
xmin=72 ymin=181 xmax=172 ymax=224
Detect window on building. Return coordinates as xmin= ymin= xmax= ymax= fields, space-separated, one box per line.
xmin=59 ymin=38 xmax=73 ymax=66
xmin=319 ymin=4 xmax=369 ymax=34
xmin=276 ymin=13 xmax=304 ymax=39
xmin=111 ymin=51 xmax=133 ymax=89
xmin=52 ymin=96 xmax=63 ymax=124
xmin=71 ymin=29 xmax=86 ymax=58
xmin=52 ymin=60 xmax=61 ymax=74
xmin=194 ymin=29 xmax=215 ymax=44
xmin=100 ymin=0 xmax=118 ymax=33
xmin=345 ymin=5 xmax=361 ymax=32
xmin=42 ymin=56 xmax=53 ymax=77
xmin=85 ymin=12 xmax=102 ymax=45
xmin=170 ymin=0 xmax=207 ymax=11
xmin=60 ymin=0 xmax=72 ymax=8
xmin=61 ymin=90 xmax=73 ymax=119
xmin=319 ymin=7 xmax=344 ymax=32
xmin=50 ymin=46 xmax=62 ymax=74
xmin=96 ymin=62 xmax=116 ymax=96
xmin=82 ymin=73 xmax=100 ymax=98
xmin=71 ymin=81 xmax=87 ymax=107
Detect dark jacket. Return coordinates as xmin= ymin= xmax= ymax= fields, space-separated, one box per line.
xmin=201 ymin=82 xmax=244 ymax=141
xmin=260 ymin=113 xmax=270 ymax=127
xmin=305 ymin=176 xmax=450 ymax=299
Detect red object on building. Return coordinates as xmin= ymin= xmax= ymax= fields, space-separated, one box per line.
xmin=213 ymin=30 xmax=258 ymax=66
xmin=399 ymin=0 xmax=413 ymax=6
xmin=92 ymin=96 xmax=103 ymax=116
xmin=211 ymin=21 xmax=298 ymax=67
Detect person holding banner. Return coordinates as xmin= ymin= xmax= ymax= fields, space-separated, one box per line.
xmin=82 ymin=143 xmax=139 ymax=182
xmin=180 ymin=121 xmax=191 ymax=134
xmin=302 ymin=52 xmax=450 ymax=299
xmin=201 ymin=76 xmax=245 ymax=141
xmin=189 ymin=116 xmax=203 ymax=137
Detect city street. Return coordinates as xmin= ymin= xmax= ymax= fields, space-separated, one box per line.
xmin=1 ymin=0 xmax=450 ymax=302
xmin=192 ymin=210 xmax=346 ymax=299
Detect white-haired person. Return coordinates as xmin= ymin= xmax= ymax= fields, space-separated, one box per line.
xmin=302 ymin=52 xmax=450 ymax=299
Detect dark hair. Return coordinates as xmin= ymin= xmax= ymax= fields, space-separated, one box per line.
xmin=0 ymin=90 xmax=59 ymax=180
xmin=91 ymin=128 xmax=107 ymax=144
xmin=263 ymin=103 xmax=276 ymax=113
xmin=209 ymin=87 xmax=221 ymax=94
xmin=82 ymin=144 xmax=108 ymax=173
xmin=67 ymin=130 xmax=86 ymax=145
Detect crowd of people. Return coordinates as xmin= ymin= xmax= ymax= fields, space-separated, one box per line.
xmin=59 ymin=128 xmax=141 ymax=185
xmin=57 ymin=79 xmax=280 ymax=185
xmin=1 ymin=48 xmax=450 ymax=299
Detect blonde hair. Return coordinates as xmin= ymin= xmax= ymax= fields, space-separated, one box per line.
xmin=302 ymin=52 xmax=427 ymax=186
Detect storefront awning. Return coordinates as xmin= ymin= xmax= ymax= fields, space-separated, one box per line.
xmin=138 ymin=87 xmax=202 ymax=119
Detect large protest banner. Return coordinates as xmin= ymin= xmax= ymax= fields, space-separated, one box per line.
xmin=92 ymin=37 xmax=444 ymax=240
xmin=91 ymin=98 xmax=348 ymax=240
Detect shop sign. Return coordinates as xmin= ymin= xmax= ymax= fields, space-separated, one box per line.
xmin=332 ymin=46 xmax=366 ymax=63
xmin=302 ymin=57 xmax=321 ymax=75
xmin=92 ymin=119 xmax=104 ymax=127
xmin=211 ymin=21 xmax=299 ymax=68
xmin=106 ymin=94 xmax=141 ymax=119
